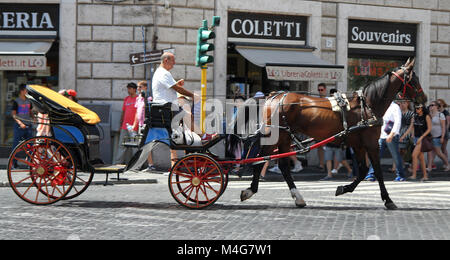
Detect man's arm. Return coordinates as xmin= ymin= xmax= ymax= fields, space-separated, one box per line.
xmin=171 ymin=79 xmax=194 ymax=98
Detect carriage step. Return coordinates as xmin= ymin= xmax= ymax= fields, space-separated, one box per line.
xmin=92 ymin=164 xmax=127 ymax=185
xmin=93 ymin=164 xmax=126 ymax=173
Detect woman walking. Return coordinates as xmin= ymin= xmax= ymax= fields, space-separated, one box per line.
xmin=437 ymin=99 xmax=449 ymax=159
xmin=403 ymin=104 xmax=432 ymax=181
xmin=426 ymin=101 xmax=450 ymax=172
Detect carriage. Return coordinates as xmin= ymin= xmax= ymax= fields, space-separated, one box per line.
xmin=5 ymin=84 xmax=367 ymax=209
xmin=6 ymin=84 xmax=239 ymax=208
xmin=7 ymin=58 xmax=426 ymax=210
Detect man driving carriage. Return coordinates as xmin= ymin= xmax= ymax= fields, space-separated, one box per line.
xmin=152 ymin=51 xmax=196 ymax=167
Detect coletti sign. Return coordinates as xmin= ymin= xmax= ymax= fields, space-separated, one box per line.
xmin=348 ymin=20 xmax=416 ymax=53
xmin=228 ymin=11 xmax=307 ymax=46
xmin=0 ymin=4 xmax=59 ymax=37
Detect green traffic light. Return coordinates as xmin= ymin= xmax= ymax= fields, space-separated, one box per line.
xmin=198 ymin=56 xmax=214 ymax=64
xmin=200 ymin=30 xmax=215 ymax=40
xmin=195 ymin=17 xmax=220 ymax=67
xmin=200 ymin=43 xmax=214 ymax=52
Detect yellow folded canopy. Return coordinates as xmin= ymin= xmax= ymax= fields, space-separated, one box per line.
xmin=28 ymin=85 xmax=101 ymax=125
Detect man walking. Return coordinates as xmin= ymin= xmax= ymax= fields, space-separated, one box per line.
xmin=114 ymin=82 xmax=138 ymax=165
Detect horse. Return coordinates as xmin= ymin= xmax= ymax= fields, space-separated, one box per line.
xmin=240 ymin=58 xmax=427 ymax=210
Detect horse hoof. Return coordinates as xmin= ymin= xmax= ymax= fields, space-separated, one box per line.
xmin=385 ymin=202 xmax=398 ymax=210
xmin=240 ymin=189 xmax=254 ymax=202
xmin=295 ymin=201 xmax=307 ymax=208
xmin=335 ymin=186 xmax=345 ymax=197
xmin=290 ymin=188 xmax=307 ymax=208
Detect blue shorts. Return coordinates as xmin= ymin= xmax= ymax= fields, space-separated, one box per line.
xmin=432 ymin=137 xmax=442 ymax=147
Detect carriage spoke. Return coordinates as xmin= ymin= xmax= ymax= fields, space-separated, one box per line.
xmin=198 ymin=184 xmax=210 ymax=202
xmin=172 ymin=169 xmax=193 ymax=179
xmin=204 ymin=181 xmax=220 ymax=195
xmin=171 ymin=179 xmax=192 ymax=185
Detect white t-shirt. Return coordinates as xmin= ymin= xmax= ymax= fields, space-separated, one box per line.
xmin=430 ymin=112 xmax=445 ymax=138
xmin=380 ymin=102 xmax=402 ymax=139
xmin=152 ymin=67 xmax=178 ymax=104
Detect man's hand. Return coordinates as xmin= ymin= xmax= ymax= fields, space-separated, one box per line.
xmin=386 ymin=133 xmax=395 ymax=143
xmin=176 ymin=79 xmax=185 ymax=87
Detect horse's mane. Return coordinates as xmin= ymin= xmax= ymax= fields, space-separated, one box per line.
xmin=362 ymin=71 xmax=392 ymax=104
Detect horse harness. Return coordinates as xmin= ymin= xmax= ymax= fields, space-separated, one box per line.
xmin=263 ymin=90 xmax=382 ymax=149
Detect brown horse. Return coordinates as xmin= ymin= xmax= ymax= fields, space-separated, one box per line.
xmin=241 ymin=58 xmax=427 ymax=210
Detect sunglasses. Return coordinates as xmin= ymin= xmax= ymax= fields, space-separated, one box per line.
xmin=318 ymin=89 xmax=325 ymax=92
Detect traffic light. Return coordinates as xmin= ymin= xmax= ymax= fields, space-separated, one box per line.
xmin=196 ymin=19 xmax=218 ymax=67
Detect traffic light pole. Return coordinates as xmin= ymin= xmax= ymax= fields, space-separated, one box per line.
xmin=196 ymin=16 xmax=220 ymax=134
xmin=200 ymin=65 xmax=207 ymax=133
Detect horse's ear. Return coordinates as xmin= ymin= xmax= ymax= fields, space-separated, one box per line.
xmin=406 ymin=57 xmax=416 ymax=70
xmin=405 ymin=57 xmax=411 ymax=66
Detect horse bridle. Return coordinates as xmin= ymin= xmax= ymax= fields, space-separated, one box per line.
xmin=392 ymin=66 xmax=423 ymax=100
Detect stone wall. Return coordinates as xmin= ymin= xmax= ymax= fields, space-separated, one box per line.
xmin=76 ymin=0 xmax=215 ymax=102
xmin=316 ymin=0 xmax=450 ymax=101
xmin=76 ymin=0 xmax=449 ymax=104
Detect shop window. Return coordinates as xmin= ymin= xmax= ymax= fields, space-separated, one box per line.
xmin=0 ymin=42 xmax=59 ymax=149
xmin=347 ymin=58 xmax=403 ymax=91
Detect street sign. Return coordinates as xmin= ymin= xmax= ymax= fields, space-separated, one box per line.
xmin=129 ymin=48 xmax=174 ymax=66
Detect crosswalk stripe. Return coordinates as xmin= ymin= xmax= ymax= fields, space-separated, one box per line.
xmin=226 ymin=181 xmax=450 ymax=205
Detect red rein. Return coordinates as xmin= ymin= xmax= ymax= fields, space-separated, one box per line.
xmin=392 ymin=71 xmax=423 ymax=99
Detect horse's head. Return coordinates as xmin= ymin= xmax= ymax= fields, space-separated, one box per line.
xmin=392 ymin=57 xmax=427 ymax=104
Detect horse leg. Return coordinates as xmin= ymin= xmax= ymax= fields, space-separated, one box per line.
xmin=277 ymin=133 xmax=306 ymax=208
xmin=240 ymin=144 xmax=272 ymax=202
xmin=367 ymin=150 xmax=397 ymax=210
xmin=279 ymin=156 xmax=306 ymax=208
xmin=240 ymin=162 xmax=263 ymax=202
xmin=336 ymin=147 xmax=369 ymax=196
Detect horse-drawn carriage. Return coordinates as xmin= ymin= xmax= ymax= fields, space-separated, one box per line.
xmin=7 ymin=58 xmax=426 ymax=210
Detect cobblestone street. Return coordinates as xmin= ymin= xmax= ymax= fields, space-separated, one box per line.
xmin=1 ymin=171 xmax=450 ymax=240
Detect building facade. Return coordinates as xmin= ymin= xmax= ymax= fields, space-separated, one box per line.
xmin=0 ymin=0 xmax=449 ymax=158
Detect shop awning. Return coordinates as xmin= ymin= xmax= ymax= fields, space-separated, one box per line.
xmin=235 ymin=46 xmax=345 ymax=82
xmin=0 ymin=40 xmax=53 ymax=55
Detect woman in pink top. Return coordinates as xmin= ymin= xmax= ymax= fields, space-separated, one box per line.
xmin=133 ymin=81 xmax=155 ymax=171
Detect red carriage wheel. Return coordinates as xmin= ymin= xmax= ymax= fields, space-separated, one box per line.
xmin=168 ymin=154 xmax=225 ymax=209
xmin=7 ymin=137 xmax=76 ymax=205
xmin=62 ymin=170 xmax=94 ymax=200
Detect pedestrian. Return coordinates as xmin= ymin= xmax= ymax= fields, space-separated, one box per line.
xmin=320 ymin=88 xmax=352 ymax=181
xmin=133 ymin=81 xmax=156 ymax=171
xmin=426 ymin=101 xmax=450 ymax=172
xmin=365 ymin=101 xmax=406 ymax=182
xmin=113 ymin=82 xmax=138 ymax=165
xmin=436 ymin=99 xmax=449 ymax=159
xmin=315 ymin=83 xmax=327 ymax=170
xmin=398 ymin=98 xmax=414 ymax=169
xmin=403 ymin=104 xmax=432 ymax=181
xmin=152 ymin=51 xmax=195 ymax=168
xmin=320 ymin=142 xmax=353 ymax=181
xmin=36 ymin=85 xmax=52 ymax=137
xmin=11 ymin=84 xmax=33 ymax=168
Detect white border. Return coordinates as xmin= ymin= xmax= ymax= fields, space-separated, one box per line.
xmin=337 ymin=3 xmax=431 ymax=94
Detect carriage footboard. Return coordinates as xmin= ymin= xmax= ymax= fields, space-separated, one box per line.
xmin=92 ymin=164 xmax=127 ymax=185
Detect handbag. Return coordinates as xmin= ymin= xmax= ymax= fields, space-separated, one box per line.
xmin=420 ymin=136 xmax=433 ymax=153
